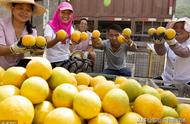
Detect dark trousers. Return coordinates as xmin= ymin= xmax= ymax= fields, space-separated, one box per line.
xmin=103 ymin=67 xmax=132 ymax=76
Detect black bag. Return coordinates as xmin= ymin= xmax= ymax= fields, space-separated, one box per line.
xmin=51 ymin=51 xmax=93 ymax=73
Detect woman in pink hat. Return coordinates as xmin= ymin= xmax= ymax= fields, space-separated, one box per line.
xmin=154 ymin=17 xmax=190 ymax=84
xmin=44 ymin=1 xmax=74 ymax=68
xmin=0 ymin=0 xmax=46 ymax=69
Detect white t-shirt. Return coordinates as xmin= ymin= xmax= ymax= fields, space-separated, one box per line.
xmin=162 ymin=38 xmax=190 ymax=83
xmin=44 ymin=24 xmax=74 ymax=63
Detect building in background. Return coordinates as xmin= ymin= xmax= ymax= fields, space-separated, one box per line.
xmin=0 ymin=0 xmax=176 ymax=42
xmin=0 ymin=0 xmax=176 ymax=77
xmin=70 ymin=0 xmax=176 ymax=45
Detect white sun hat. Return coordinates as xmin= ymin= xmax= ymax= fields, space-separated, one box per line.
xmin=168 ymin=17 xmax=190 ymax=32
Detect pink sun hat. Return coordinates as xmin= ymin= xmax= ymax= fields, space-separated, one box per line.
xmin=58 ymin=2 xmax=73 ymax=12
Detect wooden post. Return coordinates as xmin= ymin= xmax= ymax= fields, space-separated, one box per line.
xmin=43 ymin=0 xmax=50 ymax=29
xmin=147 ymin=49 xmax=153 ymax=78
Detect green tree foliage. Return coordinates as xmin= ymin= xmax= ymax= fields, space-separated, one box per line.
xmin=176 ymin=0 xmax=190 ymax=18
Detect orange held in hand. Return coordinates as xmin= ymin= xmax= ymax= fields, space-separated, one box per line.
xmin=80 ymin=32 xmax=88 ymax=41
xmin=56 ymin=29 xmax=67 ymax=41
xmin=148 ymin=28 xmax=156 ymax=36
xmin=22 ymin=35 xmax=36 ymax=47
xmin=92 ymin=30 xmax=101 ymax=39
xmin=165 ymin=28 xmax=176 ymax=40
xmin=122 ymin=28 xmax=132 ymax=37
xmin=156 ymin=26 xmax=166 ymax=35
xmin=35 ymin=36 xmax=46 ymax=47
xmin=71 ymin=31 xmax=81 ymax=43
xmin=117 ymin=35 xmax=126 ymax=44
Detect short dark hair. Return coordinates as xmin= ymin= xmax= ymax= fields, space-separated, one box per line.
xmin=107 ymin=24 xmax=122 ymax=33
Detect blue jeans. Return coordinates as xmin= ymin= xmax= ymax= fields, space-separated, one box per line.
xmin=103 ymin=67 xmax=132 ymax=76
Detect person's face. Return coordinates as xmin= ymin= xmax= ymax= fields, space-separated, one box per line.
xmin=59 ymin=10 xmax=72 ymax=23
xmin=79 ymin=19 xmax=88 ymax=32
xmin=12 ymin=3 xmax=33 ymax=23
xmin=173 ymin=22 xmax=189 ymax=43
xmin=107 ymin=29 xmax=121 ymax=48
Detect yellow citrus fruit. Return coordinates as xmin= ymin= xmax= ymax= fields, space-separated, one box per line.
xmin=179 ymin=106 xmax=190 ymax=124
xmin=165 ymin=28 xmax=176 ymax=40
xmin=0 ymin=95 xmax=34 ymax=124
xmin=2 ymin=66 xmax=27 ymax=88
xmin=159 ymin=117 xmax=182 ymax=124
xmin=46 ymin=88 xmax=52 ymax=101
xmin=161 ymin=90 xmax=178 ymax=108
xmin=56 ymin=29 xmax=67 ymax=41
xmin=118 ymin=112 xmax=146 ymax=124
xmin=122 ymin=28 xmax=132 ymax=37
xmin=134 ymin=94 xmax=163 ymax=119
xmin=148 ymin=28 xmax=156 ymax=36
xmin=94 ymin=80 xmax=115 ymax=100
xmin=156 ymin=26 xmax=166 ymax=35
xmin=0 ymin=85 xmax=20 ymax=102
xmin=75 ymin=72 xmax=91 ymax=85
xmin=103 ymin=88 xmax=131 ymax=117
xmin=88 ymin=113 xmax=118 ymax=124
xmin=70 ymin=72 xmax=76 ymax=77
xmin=115 ymin=76 xmax=128 ymax=84
xmin=71 ymin=30 xmax=81 ymax=43
xmin=44 ymin=107 xmax=81 ymax=124
xmin=20 ymin=76 xmax=49 ymax=104
xmin=156 ymin=88 xmax=165 ymax=94
xmin=26 ymin=57 xmax=52 ymax=80
xmin=35 ymin=36 xmax=46 ymax=47
xmin=90 ymin=75 xmax=107 ymax=87
xmin=176 ymin=103 xmax=190 ymax=114
xmin=119 ymin=79 xmax=142 ymax=102
xmin=92 ymin=30 xmax=101 ymax=39
xmin=80 ymin=32 xmax=89 ymax=41
xmin=48 ymin=67 xmax=77 ymax=89
xmin=96 ymin=75 xmax=107 ymax=80
xmin=52 ymin=83 xmax=78 ymax=108
xmin=117 ymin=35 xmax=126 ymax=44
xmin=163 ymin=105 xmax=178 ymax=118
xmin=73 ymin=90 xmax=101 ymax=119
xmin=22 ymin=34 xmax=36 ymax=47
xmin=142 ymin=85 xmax=161 ymax=100
xmin=33 ymin=101 xmax=55 ymax=124
xmin=77 ymin=85 xmax=94 ymax=91
xmin=0 ymin=66 xmax=5 ymax=83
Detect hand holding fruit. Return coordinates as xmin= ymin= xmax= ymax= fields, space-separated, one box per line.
xmin=117 ymin=28 xmax=134 ymax=46
xmin=55 ymin=29 xmax=68 ymax=43
xmin=70 ymin=31 xmax=89 ymax=44
xmin=147 ymin=28 xmax=157 ymax=40
xmin=71 ymin=31 xmax=81 ymax=44
xmin=148 ymin=26 xmax=177 ymax=45
xmin=10 ymin=37 xmax=29 ymax=54
xmin=30 ymin=36 xmax=47 ymax=54
xmin=164 ymin=28 xmax=177 ymax=46
xmin=16 ymin=35 xmax=47 ymax=54
xmin=148 ymin=27 xmax=165 ymax=44
xmin=91 ymin=30 xmax=101 ymax=42
xmin=10 ymin=34 xmax=38 ymax=54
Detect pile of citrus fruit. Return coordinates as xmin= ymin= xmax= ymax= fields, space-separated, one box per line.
xmin=0 ymin=57 xmax=189 ymax=124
